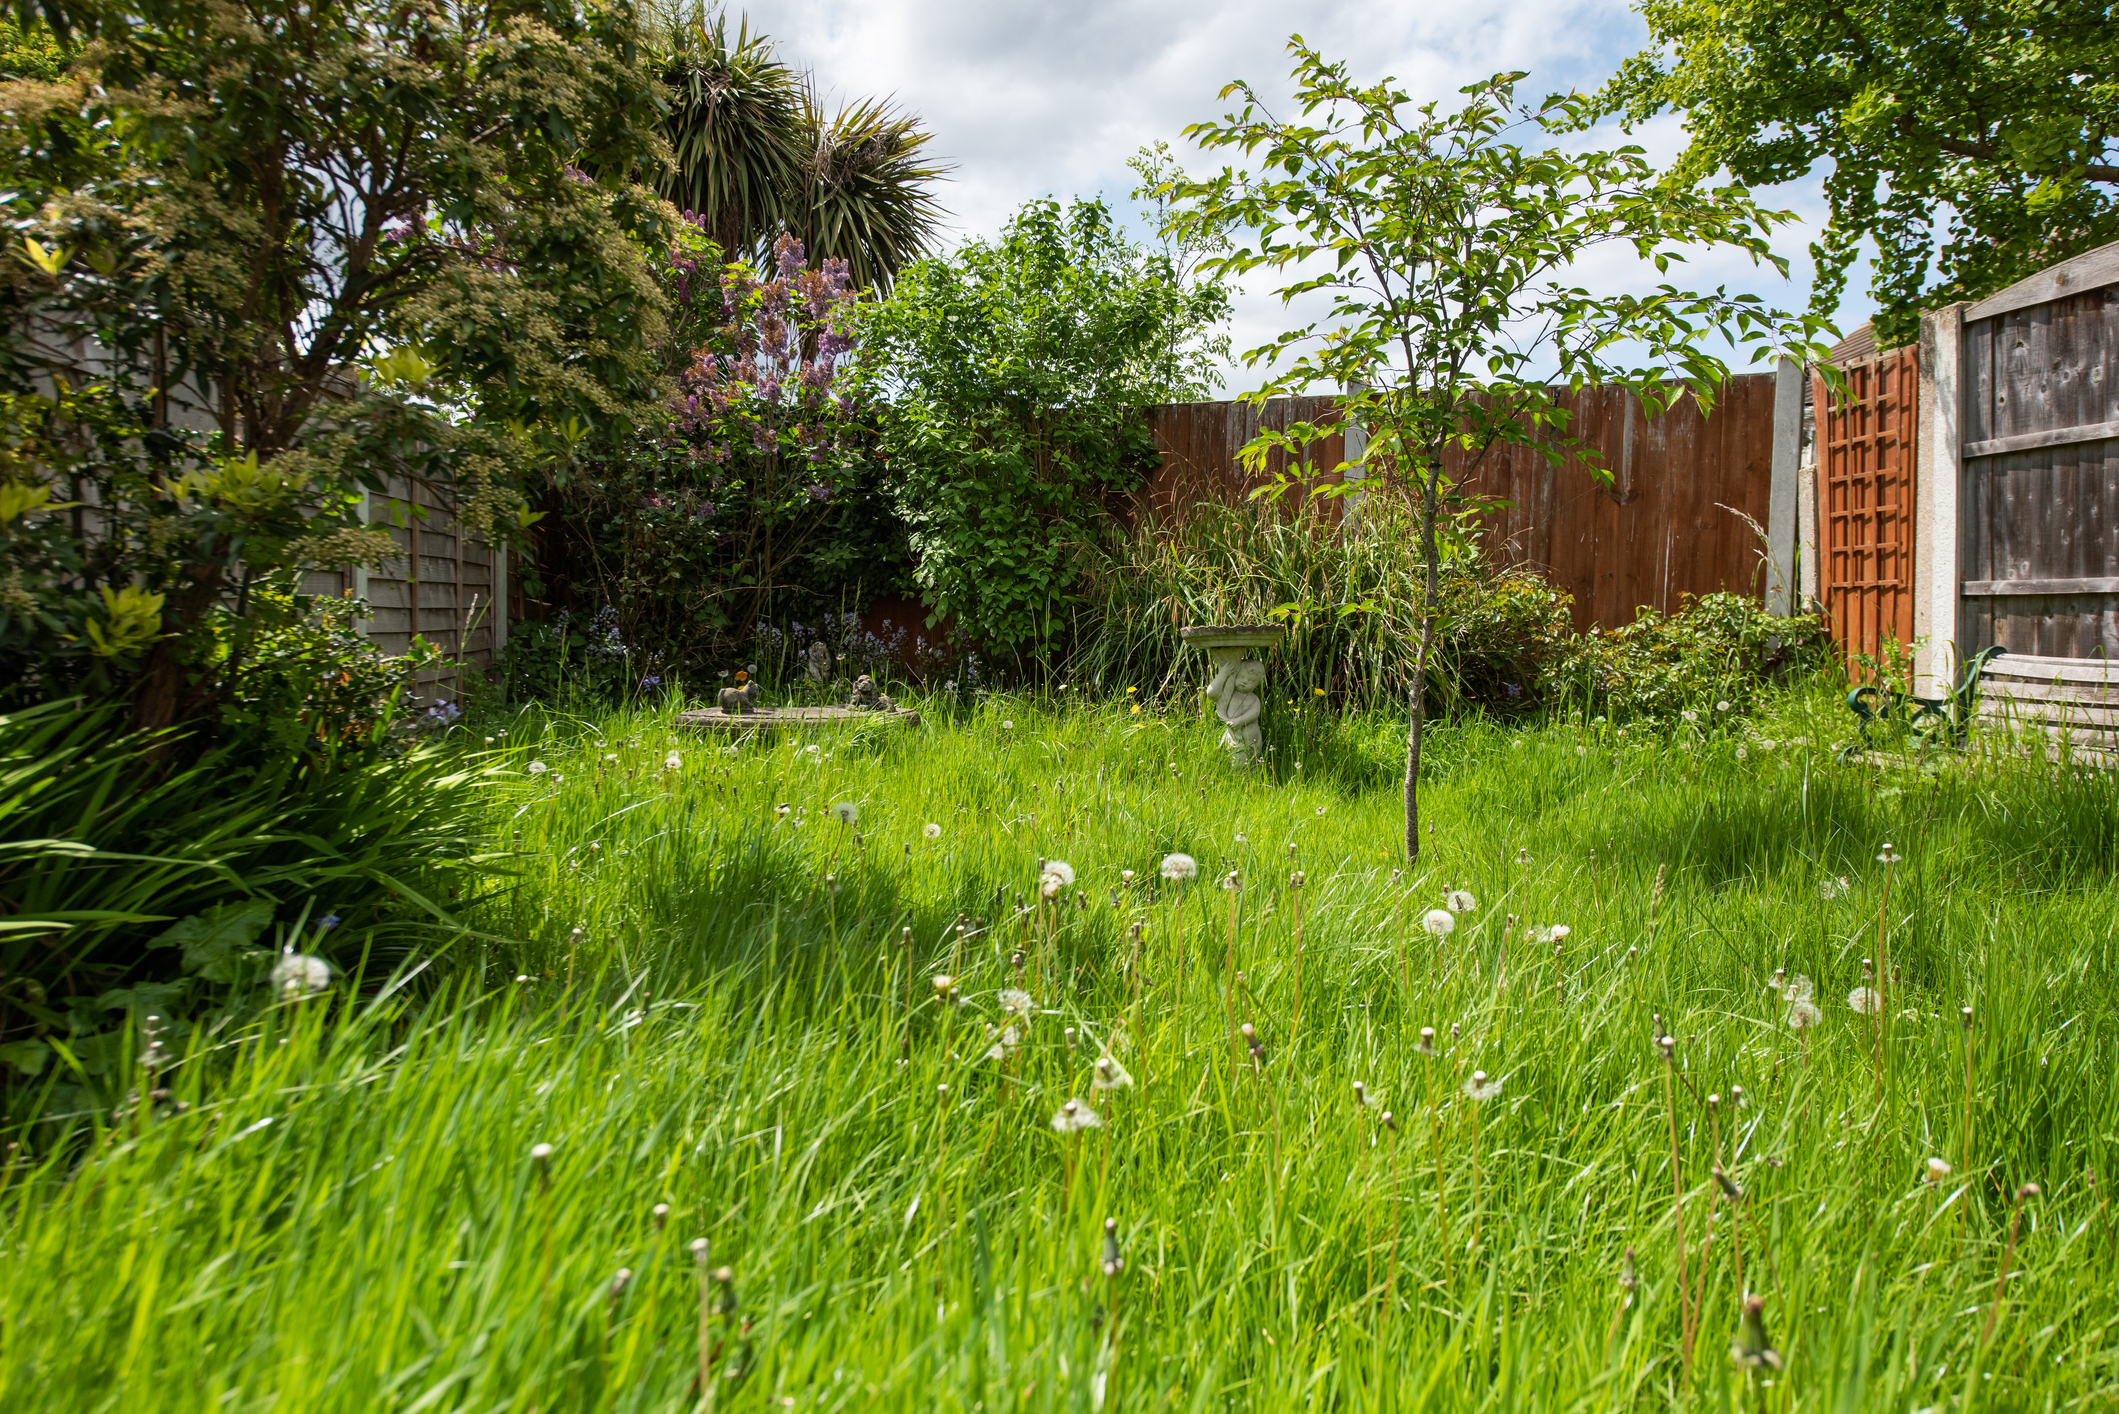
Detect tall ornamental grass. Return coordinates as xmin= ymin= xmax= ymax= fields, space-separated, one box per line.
xmin=2 ymin=687 xmax=2114 ymax=1410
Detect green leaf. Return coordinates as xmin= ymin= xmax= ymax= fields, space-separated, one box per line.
xmin=155 ymin=899 xmax=276 ymax=983
xmin=0 ymin=1038 xmax=51 ymax=1077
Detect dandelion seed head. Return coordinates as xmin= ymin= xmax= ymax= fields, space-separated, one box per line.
xmin=931 ymin=974 xmax=954 ymax=994
xmin=1445 ymin=889 xmax=1478 ymax=914
xmin=1877 ymin=843 xmax=1901 ymax=865
xmin=1786 ymin=1000 xmax=1823 ymax=1030
xmin=1926 ymin=1157 xmax=1952 ymax=1184
xmin=832 ymin=801 xmax=859 ymax=824
xmin=527 ymin=760 xmax=549 ymax=775
xmin=1421 ymin=908 xmax=1456 ymax=938
xmin=1160 ymin=852 xmax=1198 ymax=882
xmin=1416 ymin=1027 xmax=1435 ymax=1056
xmin=270 ymin=953 xmax=332 ymax=999
xmin=1093 ymin=1056 xmax=1133 ymax=1090
xmin=1463 ymin=1071 xmax=1502 ymax=1102
xmin=663 ymin=751 xmax=682 ymax=770
xmin=1847 ymin=986 xmax=1881 ymax=1015
xmin=1052 ymin=1097 xmax=1102 ymax=1133
xmin=924 ymin=822 xmax=942 ymax=839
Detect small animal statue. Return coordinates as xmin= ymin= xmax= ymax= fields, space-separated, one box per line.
xmin=718 ymin=676 xmax=762 ymax=714
xmin=847 ymin=674 xmax=892 ymax=712
xmin=805 ymin=641 xmax=832 ymax=684
xmin=1204 ymin=656 xmax=1267 ymax=765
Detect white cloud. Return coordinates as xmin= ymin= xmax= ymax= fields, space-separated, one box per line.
xmin=737 ymin=0 xmax=1870 ymax=388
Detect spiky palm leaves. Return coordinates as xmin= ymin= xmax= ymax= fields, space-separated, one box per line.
xmin=790 ymin=91 xmax=948 ymax=294
xmin=653 ymin=13 xmax=946 ymax=293
xmin=657 ymin=13 xmax=805 ymax=262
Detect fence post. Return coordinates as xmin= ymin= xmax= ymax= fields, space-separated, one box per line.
xmin=1767 ymin=357 xmax=1802 ymax=615
xmin=1341 ymin=380 xmax=1368 ymax=537
xmin=352 ymin=485 xmax=371 ymax=634
xmin=1914 ymin=304 xmax=1964 ymax=697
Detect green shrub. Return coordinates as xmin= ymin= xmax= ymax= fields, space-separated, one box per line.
xmin=1545 ymin=590 xmax=1830 ymax=721
xmin=0 ymin=700 xmax=499 ymax=1099
xmin=855 ymin=198 xmax=1229 ymax=664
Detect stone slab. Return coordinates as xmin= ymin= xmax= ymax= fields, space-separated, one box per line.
xmin=1178 ymin=624 xmax=1284 ymax=652
xmin=675 ymin=705 xmax=923 ymax=735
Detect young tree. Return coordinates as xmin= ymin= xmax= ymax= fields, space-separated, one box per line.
xmin=1595 ymin=0 xmax=2119 ymax=346
xmin=1174 ymin=45 xmax=1833 ymax=863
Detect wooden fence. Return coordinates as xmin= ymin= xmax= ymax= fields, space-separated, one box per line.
xmin=1142 ymin=373 xmax=1799 ymax=633
xmin=1814 ymin=343 xmax=1920 ymax=666
xmin=299 ymin=473 xmax=505 ymax=697
xmin=1919 ymin=237 xmax=2119 ymax=747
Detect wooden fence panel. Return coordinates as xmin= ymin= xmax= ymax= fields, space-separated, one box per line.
xmin=1958 ymin=277 xmax=2119 ymax=660
xmin=309 ymin=473 xmax=504 ymax=697
xmin=1143 ymin=379 xmax=1779 ymax=633
xmin=1457 ymin=377 xmax=1777 ymax=631
xmin=1815 ymin=346 xmax=1920 ymax=663
xmin=1141 ymin=397 xmax=1345 ymax=523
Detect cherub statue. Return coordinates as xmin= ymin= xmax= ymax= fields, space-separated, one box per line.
xmin=805 ymin=641 xmax=832 ymax=684
xmin=1204 ymin=657 xmax=1267 ymax=765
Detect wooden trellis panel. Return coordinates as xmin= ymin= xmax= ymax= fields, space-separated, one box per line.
xmin=1815 ymin=347 xmax=1919 ymax=664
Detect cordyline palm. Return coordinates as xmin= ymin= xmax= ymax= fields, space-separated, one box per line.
xmin=790 ymin=88 xmax=949 ymax=293
xmin=655 ymin=10 xmax=805 ymax=261
xmin=651 ymin=8 xmax=945 ymax=291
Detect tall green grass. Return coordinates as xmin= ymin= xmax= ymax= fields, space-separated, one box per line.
xmin=3 ymin=686 xmax=2115 ymax=1410
xmin=1072 ymin=498 xmax=1573 ymax=715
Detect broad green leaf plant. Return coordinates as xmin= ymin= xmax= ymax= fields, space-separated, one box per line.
xmin=1172 ymin=43 xmax=1837 ymax=862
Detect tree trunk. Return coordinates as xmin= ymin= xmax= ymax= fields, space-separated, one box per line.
xmin=1404 ymin=463 xmax=1442 ymax=863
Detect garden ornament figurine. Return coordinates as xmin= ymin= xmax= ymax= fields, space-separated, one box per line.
xmin=1205 ymin=657 xmax=1267 ymax=765
xmin=806 ymin=641 xmax=832 ymax=684
xmin=848 ymin=674 xmax=893 ymax=712
xmin=718 ymin=672 xmax=763 ymax=715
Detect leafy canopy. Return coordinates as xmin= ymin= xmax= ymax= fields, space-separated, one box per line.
xmin=1172 ymin=42 xmax=1832 ymax=860
xmin=856 ymin=197 xmax=1228 ymax=662
xmin=1595 ymin=0 xmax=2119 ymax=346
xmin=1 ymin=0 xmax=676 ymax=732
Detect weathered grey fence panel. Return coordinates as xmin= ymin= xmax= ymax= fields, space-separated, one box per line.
xmin=1958 ymin=267 xmax=2119 ymax=662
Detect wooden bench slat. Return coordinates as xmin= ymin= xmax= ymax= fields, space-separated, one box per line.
xmin=1979 ymin=699 xmax=2119 ymax=730
xmin=1980 ymin=653 xmax=2119 ymax=685
xmin=1980 ymin=677 xmax=2119 ymax=705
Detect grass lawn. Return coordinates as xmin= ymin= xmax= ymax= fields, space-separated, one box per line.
xmin=6 ymin=685 xmax=2117 ymax=1411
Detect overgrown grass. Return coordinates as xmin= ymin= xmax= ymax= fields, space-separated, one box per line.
xmin=5 ymin=685 xmax=2117 ymax=1410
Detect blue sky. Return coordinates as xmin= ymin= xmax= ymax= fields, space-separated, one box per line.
xmin=738 ymin=0 xmax=1873 ymax=388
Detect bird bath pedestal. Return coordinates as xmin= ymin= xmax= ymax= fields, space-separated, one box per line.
xmin=1180 ymin=624 xmax=1283 ymax=767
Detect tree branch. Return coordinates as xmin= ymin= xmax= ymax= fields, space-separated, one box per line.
xmin=1932 ymin=135 xmax=2119 ymax=185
